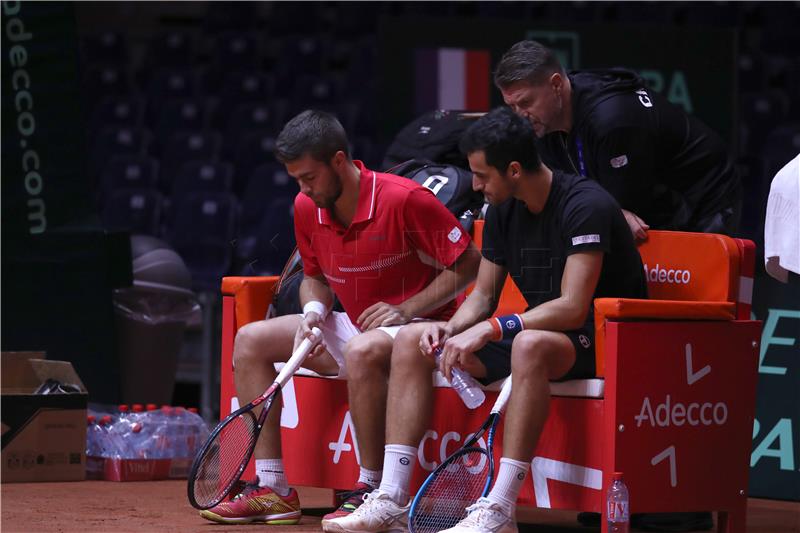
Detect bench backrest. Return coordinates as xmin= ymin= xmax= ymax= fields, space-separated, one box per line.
xmin=468 ymin=222 xmax=753 ymax=318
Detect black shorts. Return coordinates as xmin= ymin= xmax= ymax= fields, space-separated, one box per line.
xmin=473 ymin=323 xmax=596 ymax=385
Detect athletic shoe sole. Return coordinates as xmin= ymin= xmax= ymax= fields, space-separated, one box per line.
xmin=199 ymin=509 xmax=301 ymax=525
xmin=321 ymin=519 xmax=406 ymax=533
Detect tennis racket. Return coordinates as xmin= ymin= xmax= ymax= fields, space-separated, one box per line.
xmin=187 ymin=327 xmax=322 ymax=509
xmin=408 ymin=375 xmax=512 ymax=533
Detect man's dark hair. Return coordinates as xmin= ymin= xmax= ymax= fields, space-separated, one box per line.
xmin=494 ymin=40 xmax=564 ymax=90
xmin=459 ymin=107 xmax=541 ymax=173
xmin=275 ymin=109 xmax=350 ymax=163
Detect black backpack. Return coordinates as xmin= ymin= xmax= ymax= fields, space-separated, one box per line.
xmin=381 ymin=110 xmax=484 ymax=171
xmin=385 ymin=159 xmax=484 ymax=233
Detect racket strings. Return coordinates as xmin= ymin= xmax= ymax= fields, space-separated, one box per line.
xmin=191 ymin=411 xmax=259 ymax=508
xmin=410 ymin=448 xmax=491 ymax=533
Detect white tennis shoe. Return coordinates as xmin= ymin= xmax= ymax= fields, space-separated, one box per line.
xmin=439 ymin=498 xmax=518 ymax=533
xmin=321 ymin=489 xmax=409 ymax=533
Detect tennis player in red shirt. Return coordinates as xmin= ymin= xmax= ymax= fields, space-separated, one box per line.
xmin=199 ymin=110 xmax=480 ymax=525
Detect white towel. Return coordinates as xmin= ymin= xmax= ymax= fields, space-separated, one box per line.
xmin=764 ymin=154 xmax=800 ymax=282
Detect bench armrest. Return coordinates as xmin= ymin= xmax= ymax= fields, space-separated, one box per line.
xmin=221 ymin=276 xmax=280 ymax=330
xmin=593 ymin=298 xmax=736 ymax=378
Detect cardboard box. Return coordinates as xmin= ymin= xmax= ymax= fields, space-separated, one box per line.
xmin=1 ymin=352 xmax=88 ymax=482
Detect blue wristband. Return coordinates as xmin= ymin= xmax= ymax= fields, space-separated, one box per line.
xmin=495 ymin=314 xmax=524 ymax=340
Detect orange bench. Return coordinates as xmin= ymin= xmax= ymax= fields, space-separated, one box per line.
xmin=219 ymin=226 xmax=760 ymax=533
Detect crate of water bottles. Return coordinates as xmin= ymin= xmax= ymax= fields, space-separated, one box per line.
xmin=85 ymin=403 xmax=210 ymax=481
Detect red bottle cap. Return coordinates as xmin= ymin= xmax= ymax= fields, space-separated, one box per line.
xmin=146 ymin=403 xmax=157 ymax=411
xmin=87 ymin=415 xmax=96 ymax=424
xmin=187 ymin=407 xmax=199 ymax=414
xmin=612 ymin=472 xmax=624 ymax=480
xmin=132 ymin=404 xmax=144 ymax=412
xmin=100 ymin=415 xmax=113 ymax=425
xmin=118 ymin=405 xmax=129 ymax=412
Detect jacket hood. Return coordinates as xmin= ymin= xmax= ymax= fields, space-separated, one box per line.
xmin=569 ymin=69 xmax=646 ymax=130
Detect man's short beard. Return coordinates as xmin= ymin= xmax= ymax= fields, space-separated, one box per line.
xmin=319 ymin=169 xmax=343 ymax=209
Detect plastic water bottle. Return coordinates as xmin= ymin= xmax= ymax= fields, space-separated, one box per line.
xmin=607 ymin=472 xmax=631 ymax=533
xmin=434 ymin=347 xmax=486 ymax=409
xmin=86 ymin=416 xmax=104 ymax=457
xmin=185 ymin=407 xmax=210 ymax=456
xmin=172 ymin=407 xmax=191 ymax=459
xmin=131 ymin=403 xmax=145 ymax=422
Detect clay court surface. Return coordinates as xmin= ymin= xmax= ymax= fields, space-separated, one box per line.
xmin=2 ymin=480 xmax=798 ymax=533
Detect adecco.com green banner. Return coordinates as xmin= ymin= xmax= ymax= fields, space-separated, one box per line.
xmin=2 ymin=1 xmax=90 ymax=238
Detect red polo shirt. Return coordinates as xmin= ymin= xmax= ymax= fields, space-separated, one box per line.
xmin=294 ymin=160 xmax=471 ymax=327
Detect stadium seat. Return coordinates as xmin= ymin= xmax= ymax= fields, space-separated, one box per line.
xmin=234 ymin=162 xmax=296 ymax=264
xmin=90 ymin=126 xmax=152 ymax=181
xmin=145 ymin=67 xmax=203 ymax=123
xmin=171 ymin=160 xmax=234 ymax=196
xmin=89 ymin=95 xmax=145 ymax=136
xmin=221 ymin=102 xmax=277 ymax=158
xmin=145 ymin=31 xmax=196 ymax=68
xmin=153 ymin=98 xmax=209 ymax=148
xmin=82 ymin=65 xmax=135 ymax=104
xmin=219 ymin=227 xmax=760 ymax=533
xmin=739 ymin=90 xmax=790 ymax=155
xmin=81 ymin=31 xmax=129 ymax=65
xmin=217 ymin=71 xmax=275 ymax=106
xmin=160 ymin=130 xmax=222 ymax=192
xmin=211 ymin=31 xmax=260 ymax=73
xmin=168 ymin=192 xmax=239 ymax=291
xmin=100 ymin=154 xmax=160 ymax=199
xmin=102 ymin=188 xmax=163 ymax=236
xmin=247 ymin=196 xmax=296 ymax=276
xmin=231 ymin=131 xmax=278 ymax=193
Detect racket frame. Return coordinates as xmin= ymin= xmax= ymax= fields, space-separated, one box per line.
xmin=187 ymin=327 xmax=322 ymax=510
xmin=408 ymin=376 xmax=512 ymax=533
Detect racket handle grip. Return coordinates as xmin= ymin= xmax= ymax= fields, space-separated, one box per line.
xmin=491 ymin=375 xmax=513 ymax=414
xmin=274 ymin=327 xmax=322 ymax=386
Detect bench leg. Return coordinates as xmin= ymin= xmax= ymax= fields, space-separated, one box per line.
xmin=717 ymin=504 xmax=747 ymax=533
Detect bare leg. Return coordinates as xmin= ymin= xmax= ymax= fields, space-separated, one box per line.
xmin=233 ymin=315 xmax=340 ymax=459
xmin=384 ymin=323 xmax=438 ymax=446
xmin=342 ymin=329 xmax=396 ymax=471
xmin=502 ymin=330 xmax=576 ymax=461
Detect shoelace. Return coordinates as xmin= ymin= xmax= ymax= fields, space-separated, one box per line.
xmin=335 ymin=486 xmax=371 ymax=506
xmin=232 ymin=480 xmax=262 ymax=501
xmin=462 ymin=499 xmax=508 ymax=527
xmin=352 ymin=491 xmax=396 ymax=518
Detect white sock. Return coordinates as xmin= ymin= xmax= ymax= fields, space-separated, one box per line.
xmin=358 ymin=467 xmax=382 ymax=488
xmin=377 ymin=444 xmax=417 ymax=505
xmin=255 ymin=458 xmax=290 ymax=496
xmin=486 ymin=457 xmax=530 ymax=512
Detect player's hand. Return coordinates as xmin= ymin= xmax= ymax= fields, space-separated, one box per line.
xmin=622 ymin=208 xmax=649 ymax=244
xmin=419 ymin=322 xmax=452 ymax=356
xmin=294 ymin=314 xmax=326 ymax=358
xmin=439 ymin=321 xmax=494 ymax=380
xmin=357 ymin=302 xmax=412 ymax=330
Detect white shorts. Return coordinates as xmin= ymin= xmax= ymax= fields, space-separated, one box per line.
xmin=311 ymin=311 xmax=410 ymax=378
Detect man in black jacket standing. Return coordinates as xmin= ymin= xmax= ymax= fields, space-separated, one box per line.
xmin=495 ymin=40 xmax=741 ymax=245
xmin=494 ymin=40 xmax=731 ymax=531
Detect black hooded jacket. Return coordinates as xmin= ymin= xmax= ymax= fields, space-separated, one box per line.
xmin=535 ymin=69 xmax=740 ymax=232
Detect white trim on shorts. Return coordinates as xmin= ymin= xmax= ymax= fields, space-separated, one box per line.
xmin=305 ymin=311 xmax=414 ymax=378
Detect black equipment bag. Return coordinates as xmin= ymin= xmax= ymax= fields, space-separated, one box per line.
xmin=386 ymin=159 xmax=484 ymax=233
xmin=381 ymin=110 xmax=483 ymax=171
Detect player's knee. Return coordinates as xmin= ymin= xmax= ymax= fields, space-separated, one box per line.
xmin=510 ymin=331 xmax=551 ymax=377
xmin=390 ymin=326 xmax=428 ymax=370
xmin=232 ymin=322 xmax=276 ymax=369
xmin=343 ymin=334 xmax=391 ymax=378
